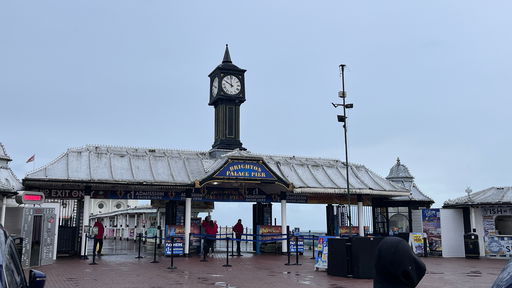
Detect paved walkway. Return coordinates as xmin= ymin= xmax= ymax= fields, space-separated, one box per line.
xmin=33 ymin=239 xmax=508 ymax=288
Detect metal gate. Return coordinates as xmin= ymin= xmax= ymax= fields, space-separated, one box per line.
xmin=46 ymin=199 xmax=83 ymax=256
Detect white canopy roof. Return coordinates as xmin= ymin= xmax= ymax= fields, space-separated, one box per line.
xmin=26 ymin=145 xmax=408 ymax=196
xmin=0 ymin=143 xmax=22 ymax=194
xmin=444 ymin=187 xmax=512 ymax=207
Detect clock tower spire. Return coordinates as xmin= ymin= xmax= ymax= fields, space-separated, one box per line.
xmin=208 ymin=45 xmax=246 ymax=150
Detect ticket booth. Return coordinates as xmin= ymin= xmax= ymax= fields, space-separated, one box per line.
xmin=4 ymin=191 xmax=57 ymax=267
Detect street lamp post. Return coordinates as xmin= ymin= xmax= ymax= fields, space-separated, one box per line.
xmin=332 ymin=64 xmax=354 ymax=231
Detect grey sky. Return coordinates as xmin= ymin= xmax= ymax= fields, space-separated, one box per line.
xmin=2 ymin=1 xmax=511 ymax=231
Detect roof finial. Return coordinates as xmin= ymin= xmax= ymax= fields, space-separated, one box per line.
xmin=223 ymin=44 xmax=232 ymax=63
xmin=396 ymin=157 xmax=400 ymax=165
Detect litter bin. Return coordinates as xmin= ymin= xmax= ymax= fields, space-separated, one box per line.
xmin=464 ymin=233 xmax=480 ymax=259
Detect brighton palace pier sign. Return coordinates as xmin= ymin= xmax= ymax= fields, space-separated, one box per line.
xmin=214 ymin=161 xmax=277 ymax=180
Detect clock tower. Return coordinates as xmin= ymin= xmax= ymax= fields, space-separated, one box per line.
xmin=209 ymin=45 xmax=246 ymax=150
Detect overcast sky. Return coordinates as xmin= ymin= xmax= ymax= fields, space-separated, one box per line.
xmin=2 ymin=1 xmax=511 ymax=231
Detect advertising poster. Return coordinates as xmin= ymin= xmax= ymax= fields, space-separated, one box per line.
xmin=257 ymin=225 xmax=283 ymax=254
xmin=289 ymin=236 xmax=305 ymax=253
xmin=422 ymin=209 xmax=442 ymax=256
xmin=339 ymin=226 xmax=359 ymax=235
xmin=485 ymin=236 xmax=512 ymax=257
xmin=190 ymin=218 xmax=202 ymax=249
xmin=165 ymin=225 xmax=185 ymax=255
xmin=165 ymin=238 xmax=184 ymax=255
xmin=166 ymin=225 xmax=184 ymax=237
xmin=259 ymin=225 xmax=283 ymax=241
xmin=314 ymin=236 xmax=337 ymax=270
xmin=409 ymin=232 xmax=426 ymax=256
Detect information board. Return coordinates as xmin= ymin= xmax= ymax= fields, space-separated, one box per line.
xmin=289 ymin=236 xmax=304 ymax=253
xmin=165 ymin=238 xmax=184 ymax=255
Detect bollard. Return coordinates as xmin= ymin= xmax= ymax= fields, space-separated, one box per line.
xmin=223 ymin=236 xmax=232 ymax=267
xmin=310 ymin=235 xmax=316 ymax=259
xmin=89 ymin=236 xmax=98 ymax=265
xmin=150 ymin=236 xmax=159 ymax=263
xmin=167 ymin=236 xmax=176 ymax=270
xmin=135 ymin=233 xmax=143 ymax=259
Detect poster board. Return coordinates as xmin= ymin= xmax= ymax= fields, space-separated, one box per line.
xmin=257 ymin=225 xmax=283 ymax=254
xmin=422 ymin=209 xmax=442 ymax=256
xmin=339 ymin=226 xmax=359 ymax=235
xmin=314 ymin=236 xmax=337 ymax=270
xmin=409 ymin=232 xmax=426 ymax=256
xmin=165 ymin=225 xmax=184 ymax=255
xmin=290 ymin=236 xmax=304 ymax=253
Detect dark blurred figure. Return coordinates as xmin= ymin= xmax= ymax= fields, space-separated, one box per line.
xmin=492 ymin=259 xmax=512 ymax=288
xmin=374 ymin=236 xmax=426 ymax=288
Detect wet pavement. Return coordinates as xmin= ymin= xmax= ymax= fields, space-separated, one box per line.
xmin=33 ymin=239 xmax=508 ymax=288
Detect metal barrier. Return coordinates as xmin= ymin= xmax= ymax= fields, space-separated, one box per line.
xmin=86 ymin=234 xmax=98 ymax=265
xmin=135 ymin=233 xmax=143 ymax=259
xmin=167 ymin=236 xmax=176 ymax=270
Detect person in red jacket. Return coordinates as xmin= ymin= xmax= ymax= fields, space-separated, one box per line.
xmin=93 ymin=219 xmax=105 ymax=255
xmin=202 ymin=217 xmax=218 ymax=257
xmin=232 ymin=219 xmax=244 ymax=256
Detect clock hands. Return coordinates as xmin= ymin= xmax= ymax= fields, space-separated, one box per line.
xmin=223 ymin=78 xmax=234 ymax=87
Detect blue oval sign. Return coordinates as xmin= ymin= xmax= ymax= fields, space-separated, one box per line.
xmin=214 ymin=161 xmax=277 ymax=180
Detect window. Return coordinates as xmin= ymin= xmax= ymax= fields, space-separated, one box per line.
xmin=495 ymin=215 xmax=512 ymax=235
xmin=389 ymin=213 xmax=409 ymax=233
xmin=115 ymin=202 xmax=123 ymax=210
xmin=98 ymin=202 xmax=104 ymax=209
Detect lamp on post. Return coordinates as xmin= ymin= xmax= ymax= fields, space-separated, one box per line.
xmin=332 ymin=64 xmax=354 ymax=232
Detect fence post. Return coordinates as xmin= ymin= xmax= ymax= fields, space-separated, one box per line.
xmin=294 ymin=235 xmax=301 ymax=265
xmin=167 ymin=236 xmax=176 ymax=270
xmin=310 ymin=235 xmax=316 ymax=260
xmin=151 ymin=236 xmax=159 ymax=263
xmin=223 ymin=236 xmax=232 ymax=267
xmin=89 ymin=236 xmax=98 ymax=265
xmin=230 ymin=232 xmax=235 ymax=257
xmin=158 ymin=227 xmax=162 ymax=249
xmin=136 ymin=233 xmax=143 ymax=259
xmin=285 ymin=226 xmax=291 ymax=265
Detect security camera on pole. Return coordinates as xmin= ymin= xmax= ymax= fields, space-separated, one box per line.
xmin=332 ymin=64 xmax=354 ymax=234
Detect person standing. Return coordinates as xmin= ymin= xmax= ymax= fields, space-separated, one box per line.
xmin=93 ymin=219 xmax=105 ymax=255
xmin=202 ymin=217 xmax=217 ymax=257
xmin=232 ymin=219 xmax=244 ymax=256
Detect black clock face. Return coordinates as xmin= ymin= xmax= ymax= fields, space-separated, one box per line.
xmin=222 ymin=75 xmax=241 ymax=95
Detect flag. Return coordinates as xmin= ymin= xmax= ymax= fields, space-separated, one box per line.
xmin=26 ymin=154 xmax=35 ymax=163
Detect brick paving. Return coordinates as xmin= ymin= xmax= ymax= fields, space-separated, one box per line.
xmin=32 ymin=239 xmax=508 ymax=288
